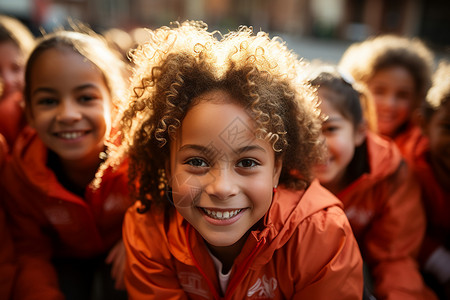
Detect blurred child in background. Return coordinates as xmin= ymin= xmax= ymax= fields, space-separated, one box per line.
xmin=101 ymin=21 xmax=364 ymax=299
xmin=1 ymin=29 xmax=130 ymax=300
xmin=339 ymin=35 xmax=434 ymax=162
xmin=308 ymin=66 xmax=436 ymax=300
xmin=0 ymin=133 xmax=16 ymax=300
xmin=413 ymin=61 xmax=450 ymax=300
xmin=0 ymin=15 xmax=35 ymax=151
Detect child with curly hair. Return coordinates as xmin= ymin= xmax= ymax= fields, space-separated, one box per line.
xmin=338 ymin=35 xmax=434 ymax=162
xmin=307 ymin=65 xmax=437 ymax=300
xmin=0 ymin=15 xmax=35 ymax=150
xmin=1 ymin=29 xmax=130 ymax=300
xmin=101 ymin=21 xmax=364 ymax=299
xmin=413 ymin=61 xmax=450 ymax=300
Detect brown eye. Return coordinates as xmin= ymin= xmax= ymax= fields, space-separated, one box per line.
xmin=237 ymin=159 xmax=258 ymax=168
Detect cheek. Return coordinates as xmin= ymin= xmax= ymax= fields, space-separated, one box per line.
xmin=170 ymin=172 xmax=204 ymax=209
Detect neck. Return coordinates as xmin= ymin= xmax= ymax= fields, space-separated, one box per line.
xmin=60 ymin=154 xmax=102 ymax=190
xmin=207 ymin=231 xmax=250 ymax=274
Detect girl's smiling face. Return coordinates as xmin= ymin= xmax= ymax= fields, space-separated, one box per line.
xmin=168 ymin=90 xmax=282 ymax=247
xmin=313 ymin=97 xmax=365 ymax=194
xmin=367 ymin=66 xmax=416 ymax=137
xmin=27 ymin=47 xmax=112 ymax=165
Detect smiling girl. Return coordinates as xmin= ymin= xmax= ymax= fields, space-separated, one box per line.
xmin=339 ymin=35 xmax=434 ymax=162
xmin=101 ymin=21 xmax=363 ymax=299
xmin=308 ymin=66 xmax=436 ymax=300
xmin=1 ymin=29 xmax=130 ymax=300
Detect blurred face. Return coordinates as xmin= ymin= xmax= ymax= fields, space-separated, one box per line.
xmin=169 ymin=90 xmax=282 ymax=248
xmin=367 ymin=66 xmax=416 ymax=137
xmin=313 ymin=97 xmax=365 ymax=194
xmin=423 ymin=101 xmax=450 ymax=187
xmin=0 ymin=41 xmax=25 ymax=100
xmin=28 ymin=47 xmax=112 ymax=166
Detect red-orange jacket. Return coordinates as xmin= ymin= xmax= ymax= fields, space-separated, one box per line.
xmin=0 ymin=91 xmax=26 ymax=150
xmin=1 ymin=127 xmax=131 ymax=300
xmin=410 ymin=139 xmax=450 ymax=266
xmin=337 ymin=132 xmax=434 ymax=300
xmin=393 ymin=123 xmax=426 ymax=164
xmin=0 ymin=134 xmax=16 ymax=300
xmin=123 ymin=180 xmax=364 ymax=300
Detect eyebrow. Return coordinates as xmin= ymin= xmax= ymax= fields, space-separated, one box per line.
xmin=31 ymin=83 xmax=99 ymax=96
xmin=178 ymin=144 xmax=266 ymax=154
xmin=324 ymin=116 xmax=344 ymax=123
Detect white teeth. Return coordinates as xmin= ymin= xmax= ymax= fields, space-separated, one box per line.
xmin=58 ymin=132 xmax=84 ymax=139
xmin=203 ymin=208 xmax=242 ymax=220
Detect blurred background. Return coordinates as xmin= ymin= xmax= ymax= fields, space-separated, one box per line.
xmin=1 ymin=0 xmax=449 ymax=63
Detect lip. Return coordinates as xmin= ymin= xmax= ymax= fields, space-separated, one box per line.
xmin=198 ymin=207 xmax=247 ymax=226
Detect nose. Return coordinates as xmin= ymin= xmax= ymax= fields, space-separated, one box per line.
xmin=56 ymin=99 xmax=82 ymax=123
xmin=204 ymin=166 xmax=239 ymax=201
xmin=377 ymin=93 xmax=396 ymax=109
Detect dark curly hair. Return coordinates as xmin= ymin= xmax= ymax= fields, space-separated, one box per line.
xmin=101 ymin=21 xmax=324 ymax=212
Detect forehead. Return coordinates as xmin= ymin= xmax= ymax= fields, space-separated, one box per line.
xmin=29 ymin=47 xmax=105 ymax=87
xmin=370 ymin=66 xmax=415 ymax=88
xmin=0 ymin=41 xmax=22 ymax=63
xmin=180 ymin=91 xmax=256 ymax=145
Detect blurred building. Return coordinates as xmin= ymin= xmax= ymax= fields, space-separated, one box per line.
xmin=0 ymin=0 xmax=449 ymax=47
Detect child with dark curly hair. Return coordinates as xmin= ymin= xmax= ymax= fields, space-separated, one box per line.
xmin=101 ymin=21 xmax=364 ymax=299
xmin=308 ymin=65 xmax=437 ymax=300
xmin=413 ymin=61 xmax=450 ymax=300
xmin=1 ymin=29 xmax=130 ymax=300
xmin=339 ymin=35 xmax=434 ymax=162
xmin=0 ymin=15 xmax=35 ymax=150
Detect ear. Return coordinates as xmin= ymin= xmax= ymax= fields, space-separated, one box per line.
xmin=354 ymin=121 xmax=367 ymax=147
xmin=272 ymin=156 xmax=283 ymax=187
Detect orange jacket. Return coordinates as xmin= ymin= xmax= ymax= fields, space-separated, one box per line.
xmin=0 ymin=134 xmax=16 ymax=300
xmin=0 ymin=91 xmax=26 ymax=150
xmin=337 ymin=132 xmax=434 ymax=300
xmin=1 ymin=127 xmax=131 ymax=300
xmin=123 ymin=180 xmax=363 ymax=300
xmin=393 ymin=123 xmax=426 ymax=164
xmin=410 ymin=139 xmax=450 ymax=266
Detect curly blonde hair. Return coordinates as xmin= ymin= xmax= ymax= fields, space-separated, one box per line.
xmin=339 ymin=34 xmax=434 ymax=109
xmin=422 ymin=60 xmax=450 ymax=121
xmin=103 ymin=21 xmax=324 ymax=211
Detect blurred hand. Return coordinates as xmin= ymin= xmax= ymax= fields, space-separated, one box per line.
xmin=105 ymin=239 xmax=126 ymax=290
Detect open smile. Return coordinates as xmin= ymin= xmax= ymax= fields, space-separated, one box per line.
xmin=201 ymin=207 xmax=244 ymax=220
xmin=54 ymin=130 xmax=89 ymax=140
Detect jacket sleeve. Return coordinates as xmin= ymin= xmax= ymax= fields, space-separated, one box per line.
xmin=2 ymin=190 xmax=64 ymax=300
xmin=123 ymin=206 xmax=188 ymax=300
xmin=292 ymin=205 xmax=364 ymax=299
xmin=364 ymin=161 xmax=436 ymax=300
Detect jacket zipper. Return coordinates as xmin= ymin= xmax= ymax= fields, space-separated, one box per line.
xmin=185 ymin=224 xmax=266 ymax=300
